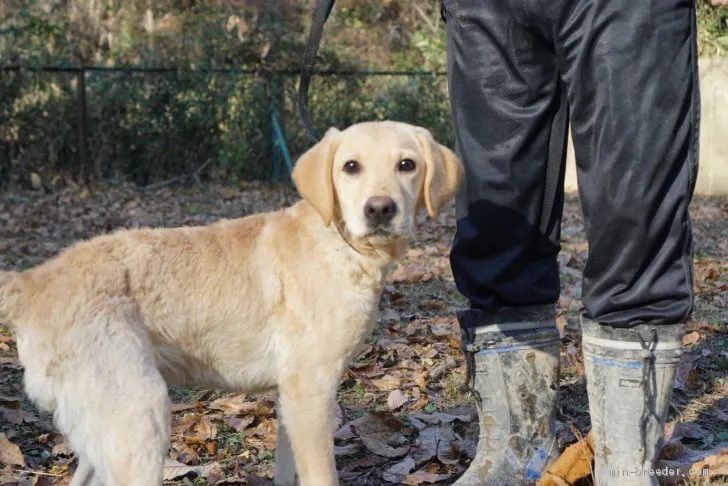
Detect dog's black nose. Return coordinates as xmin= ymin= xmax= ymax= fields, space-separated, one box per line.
xmin=364 ymin=196 xmax=398 ymax=225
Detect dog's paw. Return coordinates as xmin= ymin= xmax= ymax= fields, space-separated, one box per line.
xmin=273 ymin=474 xmax=299 ymax=486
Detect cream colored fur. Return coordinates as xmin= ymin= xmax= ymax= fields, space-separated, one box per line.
xmin=0 ymin=121 xmax=462 ymax=486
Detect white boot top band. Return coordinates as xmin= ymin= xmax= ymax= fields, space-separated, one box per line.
xmin=582 ymin=334 xmax=683 ymax=350
xmin=474 ymin=320 xmax=557 ymax=334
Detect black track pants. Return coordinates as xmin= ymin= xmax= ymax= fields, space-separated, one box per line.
xmin=445 ymin=0 xmax=700 ymax=328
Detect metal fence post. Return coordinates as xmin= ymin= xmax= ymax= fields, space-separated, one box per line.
xmin=76 ymin=58 xmax=92 ymax=183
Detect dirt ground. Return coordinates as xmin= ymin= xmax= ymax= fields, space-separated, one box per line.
xmin=0 ymin=182 xmax=726 ymax=485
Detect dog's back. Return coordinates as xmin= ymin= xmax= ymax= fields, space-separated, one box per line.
xmin=1 ymin=213 xmax=269 ymax=325
xmin=5 ymin=212 xmax=284 ymax=371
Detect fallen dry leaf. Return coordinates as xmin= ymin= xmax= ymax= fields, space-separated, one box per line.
xmin=206 ymin=462 xmax=226 ymax=485
xmin=334 ymin=416 xmax=365 ymax=442
xmin=171 ymin=402 xmax=198 ymax=413
xmin=0 ymin=406 xmax=39 ymax=425
xmin=0 ymin=432 xmax=26 ymax=467
xmin=682 ymin=331 xmax=700 ymax=346
xmin=411 ymin=425 xmax=459 ymax=465
xmin=208 ymin=395 xmax=256 ymax=415
xmin=538 ymin=430 xmax=594 ymax=486
xmin=163 ymin=457 xmax=216 ymax=481
xmin=428 ymin=325 xmax=451 ymax=338
xmin=412 ymin=410 xmax=473 ymax=425
xmin=335 ymin=412 xmax=410 ymax=458
xmin=391 ymin=264 xmax=434 ymax=283
xmin=334 ymin=443 xmax=362 ymax=456
xmin=0 ymin=466 xmax=23 ymax=485
xmin=51 ymin=441 xmax=71 ymax=457
xmin=556 ymin=313 xmax=567 ymax=339
xmin=244 ymin=418 xmax=277 ymax=450
xmin=421 ymin=299 xmax=445 ymax=311
xmin=428 ymin=357 xmax=456 ymax=381
xmin=213 ymin=478 xmax=248 ymax=485
xmin=673 ymin=353 xmax=703 ymax=391
xmin=387 ymin=389 xmax=408 ymax=411
xmin=361 ymin=433 xmax=410 ymax=458
xmin=224 ymin=415 xmax=255 ymax=432
xmin=0 ymin=394 xmax=22 ymax=408
xmin=381 ymin=455 xmax=416 ymax=483
xmin=664 ymin=421 xmax=710 ymax=443
xmin=344 ymin=454 xmax=388 ymax=472
xmin=371 ymin=374 xmax=402 ymax=391
xmin=380 ymin=308 xmax=402 ymax=322
xmin=196 ymin=416 xmax=218 ymax=441
xmin=171 ymin=441 xmax=201 ymax=465
xmin=402 ymin=470 xmax=452 ymax=485
xmin=656 ymin=443 xmax=728 ymax=484
xmin=692 ymin=448 xmax=728 ymax=479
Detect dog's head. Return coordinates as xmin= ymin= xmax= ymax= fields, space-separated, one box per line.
xmin=292 ymin=121 xmax=463 ymax=244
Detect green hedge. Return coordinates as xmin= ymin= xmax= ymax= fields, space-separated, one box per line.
xmin=0 ymin=70 xmax=453 ymax=185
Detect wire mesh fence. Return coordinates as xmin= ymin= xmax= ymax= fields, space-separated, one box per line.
xmin=0 ymin=66 xmax=452 ymax=186
xmin=0 ymin=0 xmax=456 ymax=186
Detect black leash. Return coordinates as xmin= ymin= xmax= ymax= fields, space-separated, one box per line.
xmin=298 ymin=0 xmax=336 ymax=143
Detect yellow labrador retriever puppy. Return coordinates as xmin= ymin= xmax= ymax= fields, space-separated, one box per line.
xmin=0 ymin=121 xmax=462 ymax=486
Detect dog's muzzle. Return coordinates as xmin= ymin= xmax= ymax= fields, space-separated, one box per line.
xmin=363 ymin=196 xmax=398 ymax=228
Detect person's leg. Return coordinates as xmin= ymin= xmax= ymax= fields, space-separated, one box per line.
xmin=444 ymin=0 xmax=567 ymax=483
xmin=554 ymin=0 xmax=699 ymax=483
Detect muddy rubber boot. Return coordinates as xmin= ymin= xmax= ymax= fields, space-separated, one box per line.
xmin=581 ymin=316 xmax=685 ymax=486
xmin=454 ymin=306 xmax=562 ymax=486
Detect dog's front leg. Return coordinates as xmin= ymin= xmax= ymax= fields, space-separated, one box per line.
xmin=274 ymin=398 xmax=298 ymax=486
xmin=277 ymin=366 xmax=339 ymax=486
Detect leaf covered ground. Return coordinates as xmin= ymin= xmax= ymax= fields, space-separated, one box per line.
xmin=0 ymin=183 xmax=726 ymax=485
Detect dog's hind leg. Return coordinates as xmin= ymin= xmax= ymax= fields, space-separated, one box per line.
xmin=53 ymin=304 xmax=170 ymax=486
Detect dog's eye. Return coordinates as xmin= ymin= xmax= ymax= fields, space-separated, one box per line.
xmin=398 ymin=159 xmax=416 ymax=172
xmin=343 ymin=160 xmax=360 ymax=174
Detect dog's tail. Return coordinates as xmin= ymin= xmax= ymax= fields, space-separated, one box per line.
xmin=0 ymin=271 xmax=23 ymax=324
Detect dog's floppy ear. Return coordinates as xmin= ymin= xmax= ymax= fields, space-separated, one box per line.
xmin=415 ymin=127 xmax=464 ymax=218
xmin=292 ymin=127 xmax=341 ymax=226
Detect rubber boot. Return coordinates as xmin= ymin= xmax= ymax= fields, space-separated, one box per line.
xmin=454 ymin=306 xmax=562 ymax=486
xmin=581 ymin=316 xmax=685 ymax=486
